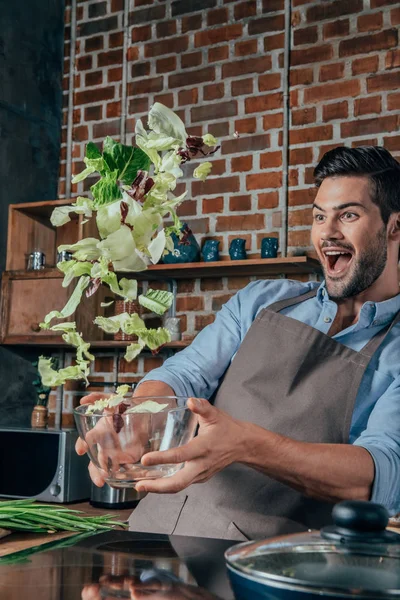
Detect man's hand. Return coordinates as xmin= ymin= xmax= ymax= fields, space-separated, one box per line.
xmin=135 ymin=398 xmax=244 ymax=494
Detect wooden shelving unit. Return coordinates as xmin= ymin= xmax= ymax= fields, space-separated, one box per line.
xmin=2 ymin=338 xmax=191 ymax=349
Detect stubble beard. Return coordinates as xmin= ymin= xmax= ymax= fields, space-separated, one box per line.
xmin=324 ymin=226 xmax=388 ymax=300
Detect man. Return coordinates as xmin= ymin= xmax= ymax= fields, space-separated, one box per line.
xmin=77 ymin=146 xmax=400 ymax=541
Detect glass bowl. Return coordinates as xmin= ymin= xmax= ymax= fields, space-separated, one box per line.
xmin=74 ymin=395 xmax=197 ymax=488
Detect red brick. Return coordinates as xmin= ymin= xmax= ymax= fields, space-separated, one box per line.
xmin=75 ymin=86 xmax=115 ymax=105
xmin=289 ymin=207 xmax=313 ymax=226
xmin=263 ymin=112 xmax=283 ymax=130
xmin=203 ymin=83 xmax=225 ymax=101
xmin=288 ymin=188 xmax=316 ymax=207
xmin=202 ymin=196 xmax=224 ymax=214
xmin=384 ymin=134 xmax=400 ymax=151
xmin=131 ymin=25 xmax=151 ymax=42
xmin=264 ymin=32 xmax=284 ymax=51
xmin=93 ymin=120 xmax=120 ymax=139
xmin=211 ymin=122 xmax=229 ymax=137
xmin=368 ymin=71 xmax=400 ymax=93
xmin=247 ymin=172 xmax=282 ymax=190
xmin=131 ymin=61 xmax=151 ymax=78
xmin=177 ymin=280 xmax=195 ymax=294
xmin=195 ymin=24 xmax=242 ymax=47
xmin=340 ymin=29 xmax=398 ymax=57
xmin=262 ymin=0 xmax=285 ymax=11
xmin=260 ymin=151 xmax=282 ymax=168
xmin=185 ymin=218 xmax=210 ymax=234
xmin=391 ymin=7 xmax=400 ymax=25
xmin=222 ymin=56 xmax=272 ymax=79
xmin=156 ymin=56 xmax=176 ymax=74
xmin=128 ymin=76 xmax=163 ymax=95
xmin=229 ymin=195 xmax=252 ymax=211
xmin=176 ymin=296 xmax=204 ymax=312
xmin=128 ymin=96 xmax=148 ymax=114
xmin=386 ymin=49 xmax=400 ymax=69
xmin=208 ymin=159 xmax=226 ymax=176
xmin=388 ymin=92 xmax=400 ymax=112
xmin=258 ymin=73 xmax=281 ymax=92
xmin=235 ymin=1 xmax=256 ymax=19
xmin=231 ymin=78 xmax=253 ymax=96
xmin=352 ymin=55 xmax=379 ymax=75
xmin=288 ymin=229 xmax=311 ymax=248
xmin=351 ymin=138 xmax=378 ymax=148
xmin=73 ymin=125 xmax=88 ymax=142
xmin=307 ymin=0 xmax=363 ymax=22
xmin=291 ymin=107 xmax=316 ymax=126
xmin=319 ymin=62 xmax=344 ymax=82
xmin=143 ymin=356 xmax=164 ymax=371
xmin=182 ymin=14 xmax=202 ymax=33
xmin=304 ymin=80 xmax=360 ymax=104
xmin=371 ymin=0 xmax=400 ymax=6
xmin=207 ymin=7 xmax=228 ymax=26
xmin=227 ymin=276 xmax=251 ymax=290
xmin=178 ymin=88 xmax=198 ymax=106
xmin=156 ymin=20 xmax=177 ymax=38
xmin=177 ymin=200 xmax=197 ymax=217
xmin=169 ymin=67 xmax=215 ymax=88
xmin=322 ymin=101 xmax=348 ymax=122
xmin=195 ymin=315 xmax=216 ymax=330
xmin=222 ymin=134 xmax=270 ymax=155
xmin=129 ymin=4 xmax=165 ymax=23
xmin=84 ymin=104 xmax=102 ymax=122
xmin=248 ymin=14 xmax=285 ymax=35
xmin=208 ymin=45 xmax=229 ymax=63
xmin=231 ymin=155 xmax=253 ymax=172
xmin=109 ymin=32 xmax=124 ymax=48
xmin=212 ymin=294 xmax=234 ymax=312
xmin=85 ymin=36 xmax=104 ymax=52
xmin=192 ymin=100 xmax=237 ymax=122
xmin=358 ymin=12 xmax=383 ymax=32
xmin=293 ymin=26 xmax=318 ymax=46
xmin=85 ymin=70 xmax=103 ymax=87
xmin=235 ymin=39 xmax=258 ymax=57
xmin=289 ymin=147 xmax=313 ymax=165
xmin=245 ymin=92 xmax=282 ymax=113
xmin=76 ymin=55 xmax=92 ymax=71
xmin=216 ymin=214 xmax=265 ymax=231
xmin=145 ymin=36 xmax=189 ymax=58
xmin=192 ymin=176 xmax=240 ymax=196
xmin=108 ymin=66 xmax=123 ymax=82
xmin=106 ymin=101 xmax=121 ymax=119
xmin=341 ymin=116 xmax=399 ymax=137
xmin=154 ymin=91 xmax=174 ymax=108
xmin=258 ymin=192 xmax=279 ymax=209
xmin=181 ymin=51 xmax=202 ymax=69
xmin=291 ymin=44 xmax=333 ymax=66
xmin=235 ymin=117 xmax=257 ymax=134
xmin=112 ymin=0 xmax=124 ymax=10
xmin=291 ymin=125 xmax=333 ymax=145
xmin=354 ymin=96 xmax=382 ymax=117
xmin=323 ymin=19 xmax=350 ymax=39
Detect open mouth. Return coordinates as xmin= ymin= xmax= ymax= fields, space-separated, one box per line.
xmin=323 ymin=249 xmax=354 ymax=277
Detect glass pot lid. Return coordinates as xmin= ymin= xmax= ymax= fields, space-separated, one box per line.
xmin=225 ymin=501 xmax=400 ymax=597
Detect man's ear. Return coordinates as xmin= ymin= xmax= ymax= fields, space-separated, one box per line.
xmin=388 ymin=213 xmax=400 ymax=241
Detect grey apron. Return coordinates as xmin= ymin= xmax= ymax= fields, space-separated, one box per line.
xmin=129 ymin=289 xmax=399 ymax=541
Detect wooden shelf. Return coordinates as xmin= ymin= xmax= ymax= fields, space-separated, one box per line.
xmin=2 ymin=338 xmax=191 ymax=349
xmin=8 ymin=257 xmax=321 ymax=281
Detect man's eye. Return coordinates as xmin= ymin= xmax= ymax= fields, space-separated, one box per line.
xmin=342 ymin=212 xmax=357 ymax=220
xmin=313 ymin=214 xmax=324 ymax=222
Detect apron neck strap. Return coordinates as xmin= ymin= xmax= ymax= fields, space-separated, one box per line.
xmin=267 ymin=288 xmax=319 ymax=313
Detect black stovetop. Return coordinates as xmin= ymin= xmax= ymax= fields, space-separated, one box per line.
xmin=0 ymin=530 xmax=236 ymax=599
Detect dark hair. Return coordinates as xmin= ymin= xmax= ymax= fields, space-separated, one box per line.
xmin=314 ymin=146 xmax=400 ymax=225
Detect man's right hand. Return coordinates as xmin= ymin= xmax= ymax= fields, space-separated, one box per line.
xmin=75 ymin=382 xmax=176 ymax=487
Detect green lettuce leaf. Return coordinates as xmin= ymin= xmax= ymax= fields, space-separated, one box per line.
xmin=136 ymin=326 xmax=171 ymax=350
xmin=41 ymin=276 xmax=90 ymax=325
xmin=102 ymin=137 xmax=150 ymax=185
xmin=58 ymin=238 xmax=101 ymax=262
xmin=148 ymin=229 xmax=166 ymax=264
xmin=124 ymin=341 xmax=145 ymax=362
xmin=38 ymin=358 xmax=88 ymax=387
xmin=57 ymin=260 xmax=92 ymax=288
xmin=94 ymin=312 xmax=145 ymax=335
xmin=148 ymin=102 xmax=187 ymax=146
xmin=86 ymin=141 xmax=102 ymax=160
xmin=50 ymin=197 xmax=94 ymax=227
xmin=193 ymin=161 xmax=212 ymax=182
xmin=91 ymin=170 xmax=122 ymax=208
xmin=138 ymin=289 xmax=173 ymax=316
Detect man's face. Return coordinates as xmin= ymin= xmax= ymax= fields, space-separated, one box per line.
xmin=311 ymin=176 xmax=388 ymax=300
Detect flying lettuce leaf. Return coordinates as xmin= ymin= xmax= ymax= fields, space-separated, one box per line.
xmin=57 ymin=260 xmax=93 ymax=288
xmin=124 ymin=341 xmax=145 ymax=362
xmin=41 ymin=276 xmax=90 ymax=326
xmin=148 ymin=229 xmax=166 ymax=264
xmin=58 ymin=238 xmax=101 ymax=262
xmin=138 ymin=288 xmax=173 ymax=316
xmin=193 ymin=161 xmax=212 ymax=182
xmin=94 ymin=312 xmax=145 ymax=335
xmin=38 ymin=358 xmax=89 ymax=387
xmin=125 ymin=400 xmax=169 ymax=414
xmin=90 ymin=170 xmax=122 ymax=208
xmin=148 ymin=102 xmax=187 ymax=146
xmin=136 ymin=327 xmax=171 ymax=350
xmin=96 ymin=226 xmax=148 ymax=272
xmin=50 ymin=197 xmax=94 ymax=227
xmin=102 ymin=137 xmax=150 ymax=185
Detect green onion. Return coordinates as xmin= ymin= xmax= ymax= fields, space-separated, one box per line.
xmin=0 ymin=500 xmax=127 ymax=533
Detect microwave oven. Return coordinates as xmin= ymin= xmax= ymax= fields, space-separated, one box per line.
xmin=0 ymin=427 xmax=91 ymax=503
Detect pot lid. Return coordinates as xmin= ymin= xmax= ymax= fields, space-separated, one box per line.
xmin=225 ymin=501 xmax=400 ymax=597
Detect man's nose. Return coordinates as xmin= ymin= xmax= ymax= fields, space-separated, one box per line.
xmin=320 ymin=218 xmax=344 ymax=240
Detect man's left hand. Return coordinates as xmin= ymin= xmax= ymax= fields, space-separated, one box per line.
xmin=135 ymin=398 xmax=245 ymax=494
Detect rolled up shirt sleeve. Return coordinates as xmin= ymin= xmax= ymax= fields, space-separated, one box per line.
xmin=138 ymin=292 xmax=243 ymax=399
xmin=353 ymin=377 xmax=400 ymax=515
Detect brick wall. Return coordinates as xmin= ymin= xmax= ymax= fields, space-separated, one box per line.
xmin=54 ymin=0 xmax=400 ymax=423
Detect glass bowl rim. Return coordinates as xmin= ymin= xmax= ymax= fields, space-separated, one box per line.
xmin=73 ymin=395 xmax=192 ymax=418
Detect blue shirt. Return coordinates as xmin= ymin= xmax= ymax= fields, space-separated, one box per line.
xmin=140 ymin=279 xmax=400 ymax=514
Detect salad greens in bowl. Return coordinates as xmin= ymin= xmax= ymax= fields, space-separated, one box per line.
xmin=74 ymin=389 xmax=197 ymax=487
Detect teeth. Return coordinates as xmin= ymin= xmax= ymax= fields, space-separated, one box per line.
xmin=325 ymin=251 xmax=349 ymax=255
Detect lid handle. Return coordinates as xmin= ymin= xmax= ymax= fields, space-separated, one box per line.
xmin=321 ymin=500 xmax=399 ymax=544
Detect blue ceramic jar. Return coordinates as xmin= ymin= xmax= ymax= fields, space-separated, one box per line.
xmin=229 ymin=238 xmax=247 ymax=260
xmin=202 ymin=239 xmax=220 ymax=262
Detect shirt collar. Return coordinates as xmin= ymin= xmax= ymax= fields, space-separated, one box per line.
xmin=317 ymin=281 xmax=400 ymax=327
